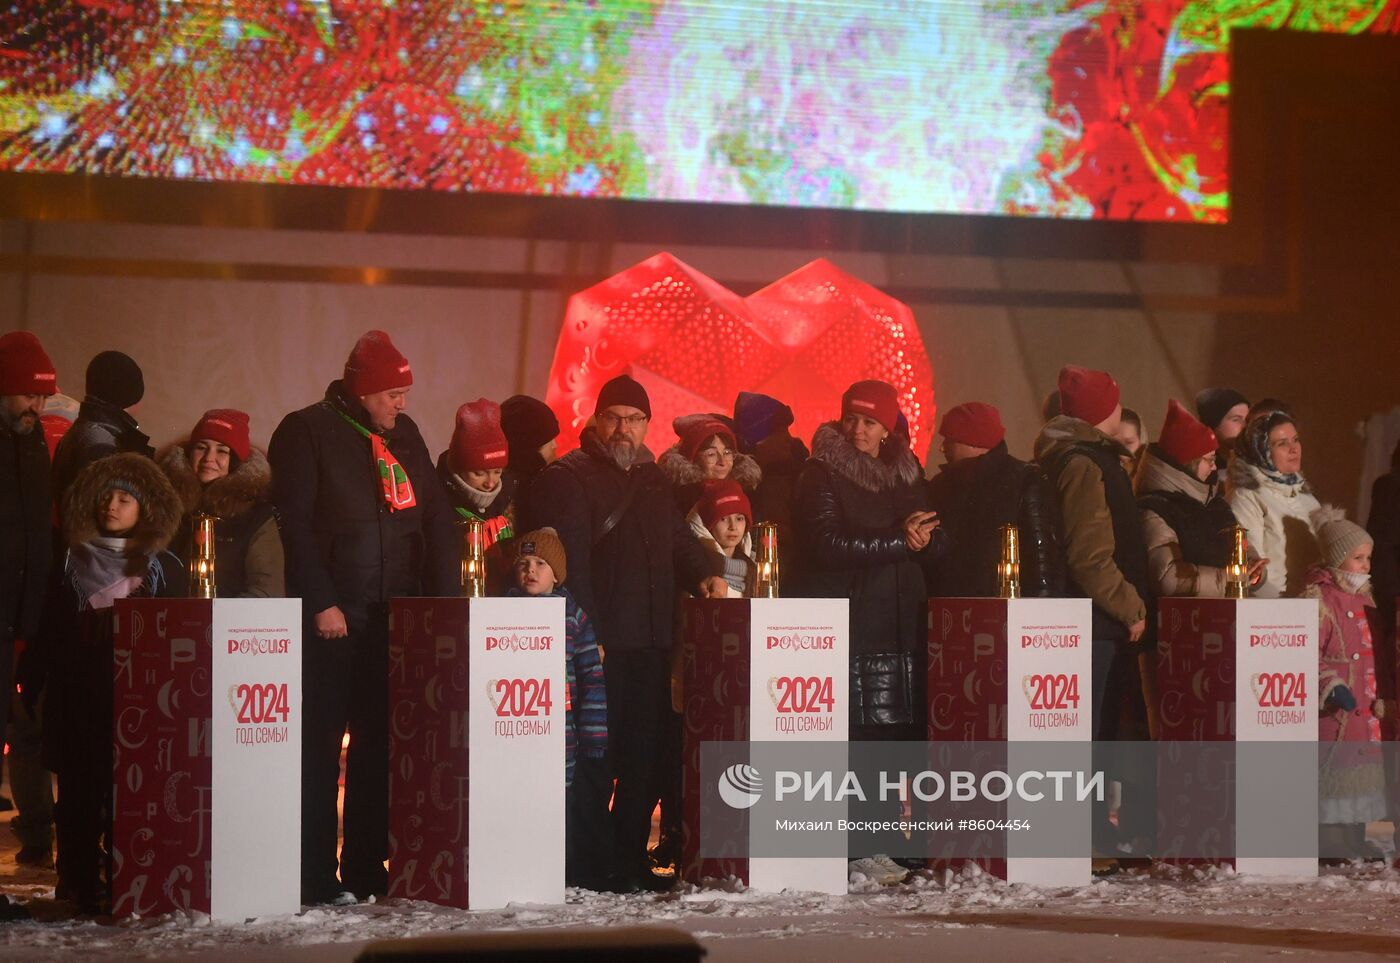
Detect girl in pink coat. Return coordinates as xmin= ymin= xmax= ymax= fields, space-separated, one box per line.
xmin=1306 ymin=509 xmax=1387 ymax=862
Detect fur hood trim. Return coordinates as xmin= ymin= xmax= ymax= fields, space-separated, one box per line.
xmin=657 ymin=445 xmax=763 ymax=490
xmin=1227 ymin=453 xmax=1312 ymax=496
xmin=64 ymin=452 xmax=183 ymax=553
xmin=158 ymin=441 xmax=272 ymax=520
xmin=809 ymin=421 xmax=923 ymax=493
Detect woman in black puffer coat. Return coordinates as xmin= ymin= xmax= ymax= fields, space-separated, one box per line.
xmin=794 ymin=381 xmax=942 ymax=739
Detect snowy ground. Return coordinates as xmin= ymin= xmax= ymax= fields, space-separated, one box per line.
xmin=8 ymin=853 xmax=1400 ymax=961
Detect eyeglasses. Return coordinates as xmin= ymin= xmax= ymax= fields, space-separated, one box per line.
xmin=698 ymin=447 xmax=736 ymax=461
xmin=597 ymin=411 xmax=649 ymax=428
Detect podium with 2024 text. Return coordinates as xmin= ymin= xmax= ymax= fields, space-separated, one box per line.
xmin=387 ymin=596 xmax=565 ymax=909
xmin=927 ymin=596 xmax=1093 ymax=886
xmin=110 ymin=597 xmax=301 ymax=921
xmin=1156 ymin=597 xmax=1319 ymax=875
xmin=679 ymin=597 xmax=849 ymax=894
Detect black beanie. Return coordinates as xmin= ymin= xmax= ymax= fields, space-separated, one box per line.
xmin=1194 ymin=386 xmax=1248 ymax=431
xmin=86 ymin=350 xmax=145 ymax=409
xmin=500 ymin=394 xmax=560 ymax=451
xmin=595 ymin=374 xmax=651 ymax=419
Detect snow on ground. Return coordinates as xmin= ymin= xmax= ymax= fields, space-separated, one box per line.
xmin=7 ymin=860 xmax=1400 ymax=961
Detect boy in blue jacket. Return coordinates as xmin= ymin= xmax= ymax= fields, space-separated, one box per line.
xmin=507 ymin=528 xmax=615 ymax=889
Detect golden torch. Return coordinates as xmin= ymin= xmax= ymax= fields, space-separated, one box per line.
xmin=190 ymin=512 xmax=217 ymax=599
xmin=997 ymin=523 xmax=1021 ymax=600
xmin=754 ymin=522 xmax=780 ymax=598
xmin=1225 ymin=524 xmax=1250 ymax=600
xmin=461 ymin=518 xmax=487 ymax=598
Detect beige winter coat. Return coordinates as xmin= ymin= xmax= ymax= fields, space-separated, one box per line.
xmin=1136 ymin=450 xmax=1240 ymax=598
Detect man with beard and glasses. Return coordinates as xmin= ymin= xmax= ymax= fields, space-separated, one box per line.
xmin=521 ymin=374 xmax=726 ymax=892
xmin=0 ymin=333 xmax=58 ymax=876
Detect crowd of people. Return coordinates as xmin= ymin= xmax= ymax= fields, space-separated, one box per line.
xmin=1 ymin=326 xmax=1396 ymax=914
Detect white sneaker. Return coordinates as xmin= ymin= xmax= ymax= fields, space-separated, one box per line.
xmin=848 ymin=855 xmax=909 ymax=885
xmin=328 ymin=891 xmax=359 ymax=907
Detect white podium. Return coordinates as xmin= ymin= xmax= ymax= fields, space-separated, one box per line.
xmin=388 ymin=596 xmax=566 ymax=909
xmin=112 ymin=597 xmax=302 ymax=921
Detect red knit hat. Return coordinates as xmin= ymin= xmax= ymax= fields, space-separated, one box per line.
xmin=344 ymin=330 xmax=413 ymax=396
xmin=939 ymin=402 xmax=1005 ymax=449
xmin=1057 ymin=365 xmax=1120 ymax=425
xmin=189 ymin=408 xmax=252 ymax=462
xmin=841 ymin=380 xmax=900 ymax=433
xmin=679 ymin=417 xmax=737 ymax=463
xmin=697 ymin=479 xmax=753 ymax=530
xmin=1157 ymin=398 xmax=1219 ymax=466
xmin=449 ymin=399 xmax=509 ymax=473
xmin=0 ymin=331 xmax=58 ymax=396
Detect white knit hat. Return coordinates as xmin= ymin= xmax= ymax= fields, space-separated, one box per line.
xmin=1312 ymin=506 xmax=1373 ymax=569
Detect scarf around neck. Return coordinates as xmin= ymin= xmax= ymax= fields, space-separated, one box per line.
xmin=337 ymin=408 xmax=417 ymax=512
xmin=69 ymin=537 xmax=153 ymax=611
xmin=1332 ymin=567 xmax=1372 ymax=597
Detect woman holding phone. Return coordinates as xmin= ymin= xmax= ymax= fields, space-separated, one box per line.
xmin=793 ymin=380 xmax=942 ymax=884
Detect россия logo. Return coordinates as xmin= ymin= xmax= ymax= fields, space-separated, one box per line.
xmin=717 ymin=763 xmax=764 ymax=809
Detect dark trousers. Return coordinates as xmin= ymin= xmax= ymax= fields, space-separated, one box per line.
xmin=0 ymin=639 xmax=11 ymax=789
xmin=605 ymin=649 xmax=673 ymax=875
xmin=8 ymin=693 xmax=54 ymax=851
xmin=1090 ymin=637 xmax=1155 ymax=849
xmin=53 ymin=685 xmax=112 ymax=905
xmin=301 ymin=620 xmax=390 ymax=899
xmin=657 ymin=707 xmax=683 ymax=851
xmin=566 ymin=754 xmax=618 ymax=888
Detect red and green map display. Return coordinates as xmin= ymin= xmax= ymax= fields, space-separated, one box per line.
xmin=2 ymin=1 xmax=1395 ymax=222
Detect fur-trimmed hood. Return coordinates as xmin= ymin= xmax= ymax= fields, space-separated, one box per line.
xmin=63 ymin=452 xmax=183 ymax=553
xmin=657 ymin=444 xmax=763 ymax=491
xmin=809 ymin=421 xmax=923 ymax=493
xmin=1227 ymin=453 xmax=1312 ymax=497
xmin=158 ymin=441 xmax=273 ymax=520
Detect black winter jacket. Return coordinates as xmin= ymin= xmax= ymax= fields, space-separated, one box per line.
xmin=50 ymin=396 xmax=153 ymax=508
xmin=1367 ymin=464 xmax=1400 ymax=699
xmin=268 ymin=382 xmax=458 ymax=629
xmin=0 ymin=423 xmax=52 ymax=645
xmin=518 ymin=428 xmax=717 ymax=653
xmin=793 ymin=423 xmax=939 ymax=729
xmin=925 ymin=441 xmax=1062 ymax=598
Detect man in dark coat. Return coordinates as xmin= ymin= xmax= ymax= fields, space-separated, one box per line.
xmin=519 ymin=374 xmax=723 ymax=891
xmin=925 ymin=402 xmax=1062 ymax=598
xmin=269 ymin=330 xmax=458 ymax=904
xmin=0 ymin=332 xmax=58 ymax=837
xmin=50 ymin=350 xmax=153 ymax=508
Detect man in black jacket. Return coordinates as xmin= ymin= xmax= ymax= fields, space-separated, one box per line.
xmin=269 ymin=330 xmax=458 ymax=905
xmin=925 ymin=402 xmax=1062 ymax=598
xmin=50 ymin=350 xmax=153 ymax=510
xmin=0 ymin=332 xmax=57 ymax=846
xmin=520 ymin=374 xmax=724 ymax=890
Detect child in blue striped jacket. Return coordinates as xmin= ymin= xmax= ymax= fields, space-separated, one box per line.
xmin=508 ymin=528 xmax=614 ymax=889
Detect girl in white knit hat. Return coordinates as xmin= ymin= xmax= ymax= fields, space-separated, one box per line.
xmin=1305 ymin=508 xmax=1387 ymax=862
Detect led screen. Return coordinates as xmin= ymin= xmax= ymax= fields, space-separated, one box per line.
xmin=1 ymin=1 xmax=1394 ymax=221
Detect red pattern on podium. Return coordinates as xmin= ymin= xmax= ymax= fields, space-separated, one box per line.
xmin=679 ymin=598 xmax=752 ymax=885
xmin=111 ymin=599 xmax=214 ymax=917
xmin=387 ymin=598 xmax=472 ymax=908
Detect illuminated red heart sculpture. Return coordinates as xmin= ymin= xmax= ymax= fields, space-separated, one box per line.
xmin=545 ymin=253 xmax=936 ymax=458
